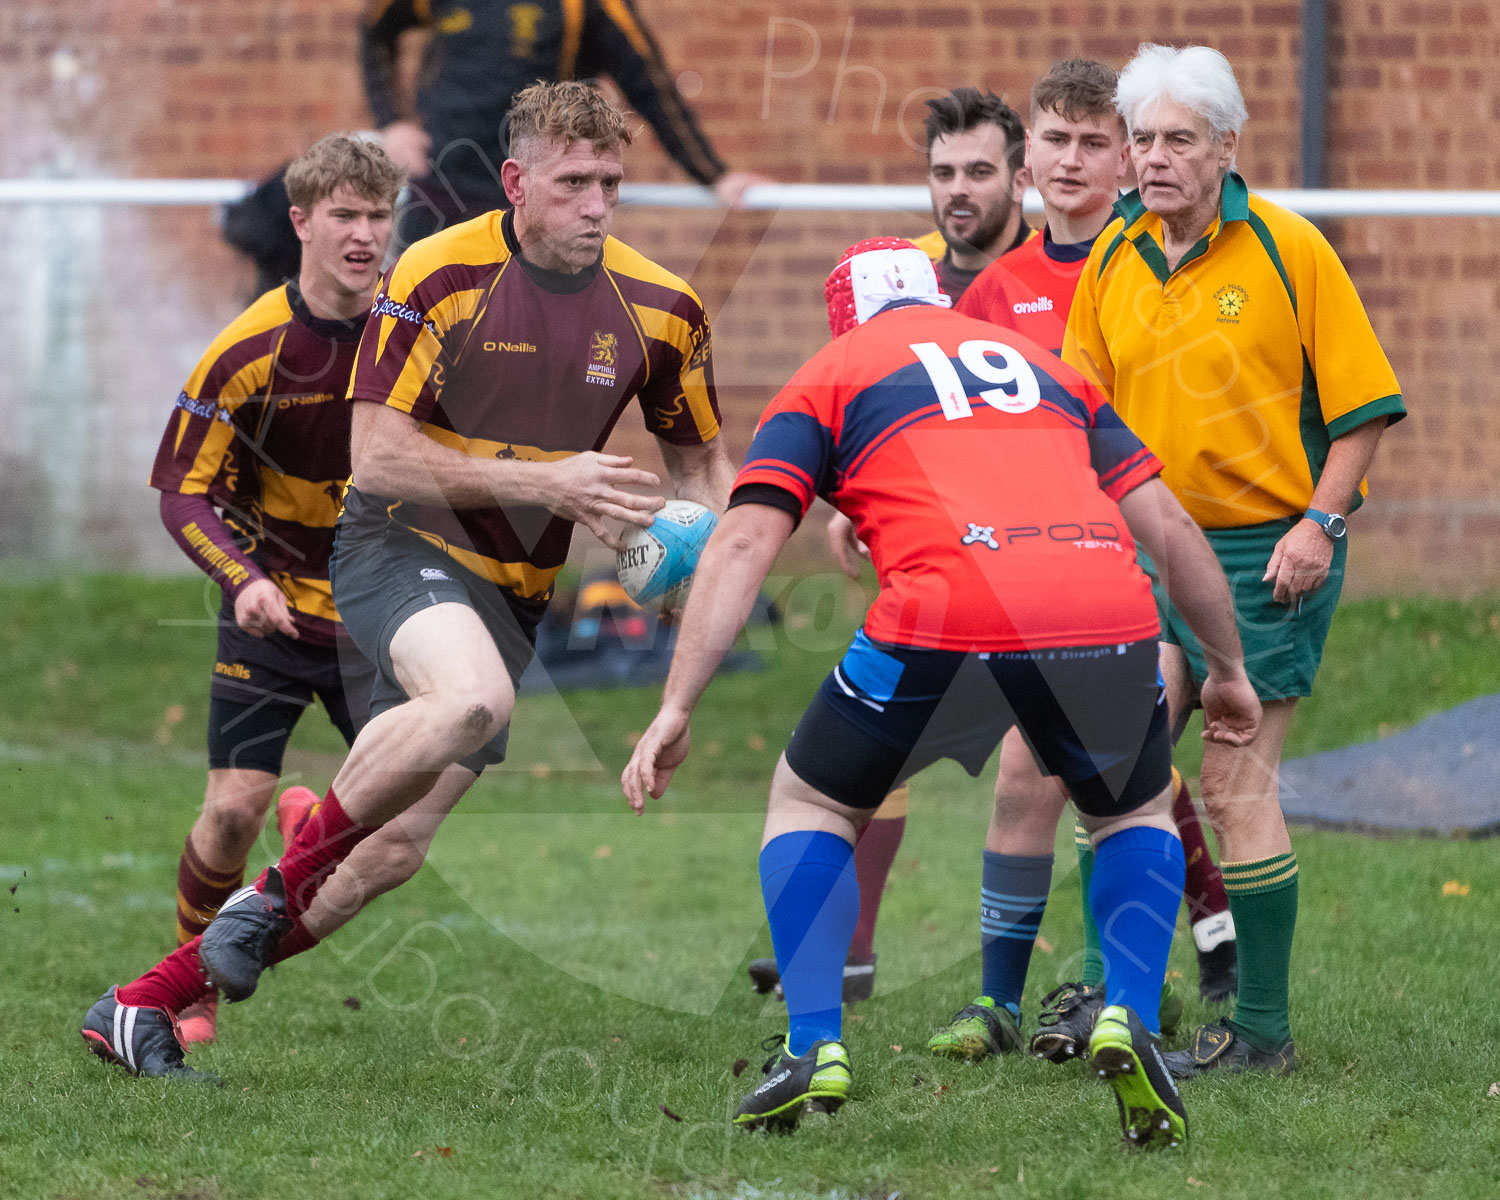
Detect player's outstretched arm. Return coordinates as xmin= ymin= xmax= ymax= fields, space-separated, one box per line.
xmin=1117 ymin=478 xmax=1260 ymax=745
xmin=622 ymin=503 xmax=795 ymax=812
xmin=350 ymin=403 xmax=664 ymax=549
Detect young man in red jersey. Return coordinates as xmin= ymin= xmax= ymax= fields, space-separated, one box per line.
xmin=624 ymin=239 xmax=1259 ymax=1147
xmin=83 ymin=83 xmax=735 ymax=1082
xmin=936 ymin=61 xmax=1239 ymax=1064
xmin=816 ymin=63 xmax=1238 ymax=1061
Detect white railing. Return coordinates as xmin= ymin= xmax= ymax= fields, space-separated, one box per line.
xmin=2 ymin=178 xmax=1499 ymax=218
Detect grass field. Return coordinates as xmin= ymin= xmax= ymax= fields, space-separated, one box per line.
xmin=3 ymin=573 xmax=1499 ymax=1200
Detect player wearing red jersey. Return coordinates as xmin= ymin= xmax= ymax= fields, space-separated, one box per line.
xmin=83 ymin=84 xmax=734 ymax=1082
xmin=756 ymin=88 xmax=1035 ymax=1003
xmin=624 ymin=239 xmax=1260 ymax=1148
xmin=928 ymin=60 xmax=1240 ymax=1065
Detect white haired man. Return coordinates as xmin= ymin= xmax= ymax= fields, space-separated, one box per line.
xmin=1065 ymin=44 xmax=1404 ymax=1076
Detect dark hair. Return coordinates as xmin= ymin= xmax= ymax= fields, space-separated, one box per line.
xmin=1030 ymin=59 xmax=1121 ymax=125
xmin=923 ymin=87 xmax=1025 ymax=170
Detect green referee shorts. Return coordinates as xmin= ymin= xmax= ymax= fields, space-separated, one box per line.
xmin=1140 ymin=516 xmax=1346 ymax=702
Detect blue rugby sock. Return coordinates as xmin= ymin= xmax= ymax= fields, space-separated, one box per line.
xmin=1089 ymin=825 xmax=1185 ymax=1036
xmin=759 ymin=830 xmax=859 ymax=1056
xmin=979 ymin=851 xmax=1052 ymax=1016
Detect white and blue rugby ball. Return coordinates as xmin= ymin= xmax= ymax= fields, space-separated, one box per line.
xmin=616 ymin=500 xmax=718 ymax=607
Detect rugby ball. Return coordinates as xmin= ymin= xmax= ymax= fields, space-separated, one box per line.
xmin=616 ymin=500 xmax=718 ymax=607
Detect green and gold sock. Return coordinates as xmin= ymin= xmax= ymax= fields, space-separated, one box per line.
xmin=1075 ymin=824 xmax=1105 ymax=987
xmin=1221 ymin=853 xmax=1298 ymax=1051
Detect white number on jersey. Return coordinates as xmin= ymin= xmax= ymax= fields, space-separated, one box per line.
xmin=909 ymin=340 xmax=1042 ymax=420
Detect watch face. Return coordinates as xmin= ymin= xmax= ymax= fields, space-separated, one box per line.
xmin=1326 ymin=514 xmax=1347 ymax=538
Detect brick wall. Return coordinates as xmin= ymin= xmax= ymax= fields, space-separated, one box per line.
xmin=0 ymin=1 xmax=1496 ymax=591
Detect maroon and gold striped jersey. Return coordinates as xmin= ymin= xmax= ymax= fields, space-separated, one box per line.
xmin=149 ymin=283 xmax=364 ymax=645
xmin=347 ymin=209 xmax=719 ymax=613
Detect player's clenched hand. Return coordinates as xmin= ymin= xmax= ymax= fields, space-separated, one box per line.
xmin=544 ymin=452 xmax=664 ymax=551
xmin=234 ymin=579 xmax=298 ymax=640
xmin=1200 ymin=668 xmax=1260 ymax=747
xmin=1262 ymin=521 xmax=1333 ymax=606
xmin=621 ymin=707 xmax=691 ymax=814
xmin=825 ymin=511 xmax=869 ymax=580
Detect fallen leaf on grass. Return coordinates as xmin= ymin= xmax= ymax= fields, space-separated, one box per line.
xmin=1487 ymin=1082 xmax=1499 ymax=1098
xmin=747 ymin=734 xmax=766 ymax=752
xmin=659 ymin=1104 xmax=684 ymax=1123
xmin=530 ymin=762 xmax=552 ymax=779
xmin=731 ymin=1058 xmax=749 ymax=1077
xmin=889 ymin=1044 xmax=903 ymax=1052
xmin=932 ymin=1085 xmax=949 ymax=1097
xmin=1035 ymin=935 xmax=1054 ymax=954
xmin=593 ymin=845 xmax=612 ymax=859
xmin=343 ymin=996 xmax=361 ymax=1010
xmin=1442 ymin=880 xmax=1470 ymax=897
xmin=436 ymin=1147 xmax=453 ymax=1158
xmin=1187 ymin=1178 xmax=1206 ymax=1187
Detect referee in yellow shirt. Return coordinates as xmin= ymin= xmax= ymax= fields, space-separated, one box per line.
xmin=1066 ymin=44 xmax=1404 ymax=1077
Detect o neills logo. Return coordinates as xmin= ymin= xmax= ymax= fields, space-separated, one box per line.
xmin=1013 ymin=297 xmax=1054 ymax=315
xmin=483 ymin=341 xmax=537 ymax=352
xmin=214 ymin=661 xmax=252 ymax=681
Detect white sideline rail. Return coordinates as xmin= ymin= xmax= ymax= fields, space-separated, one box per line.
xmin=0 ymin=178 xmax=1498 ymax=217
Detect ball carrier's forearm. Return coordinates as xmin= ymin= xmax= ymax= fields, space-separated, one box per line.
xmin=350 ymin=403 xmax=664 ymax=548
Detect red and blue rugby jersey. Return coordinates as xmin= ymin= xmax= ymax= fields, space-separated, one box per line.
xmin=733 ymin=302 xmax=1162 ymax=652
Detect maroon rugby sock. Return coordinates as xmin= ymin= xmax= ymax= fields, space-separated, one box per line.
xmin=174 ymin=833 xmax=243 ymax=946
xmin=117 ymin=939 xmax=213 ymax=1015
xmin=1172 ymin=770 xmax=1230 ymax=921
xmin=268 ymin=918 xmax=320 ymax=966
xmin=849 ymin=815 xmax=906 ymax=962
xmin=271 ymin=789 xmax=374 ymax=919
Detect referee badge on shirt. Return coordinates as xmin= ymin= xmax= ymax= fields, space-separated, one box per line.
xmin=1214 ymin=284 xmax=1249 ymax=324
xmin=586 ymin=330 xmax=619 ymax=387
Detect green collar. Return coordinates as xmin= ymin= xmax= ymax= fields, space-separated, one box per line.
xmin=1114 ymin=171 xmax=1251 ymax=283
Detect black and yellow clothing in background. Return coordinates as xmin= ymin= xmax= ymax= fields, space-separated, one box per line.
xmin=362 ymin=0 xmax=727 ymax=221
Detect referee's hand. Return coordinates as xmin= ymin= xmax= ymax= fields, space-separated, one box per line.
xmin=234 ymin=579 xmax=298 ymax=640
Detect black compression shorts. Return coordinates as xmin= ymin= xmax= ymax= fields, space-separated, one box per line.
xmin=207 ymin=601 xmax=376 ymax=775
xmin=784 ymin=632 xmax=1171 ymax=818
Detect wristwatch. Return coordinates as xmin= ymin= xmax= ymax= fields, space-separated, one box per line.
xmin=1303 ymin=508 xmax=1347 ymax=541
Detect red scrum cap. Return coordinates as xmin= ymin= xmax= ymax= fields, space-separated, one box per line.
xmin=824 ymin=237 xmax=952 ymax=338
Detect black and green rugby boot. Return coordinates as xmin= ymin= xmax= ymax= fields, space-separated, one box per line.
xmin=1028 ymin=980 xmax=1104 ymax=1063
xmin=1089 ymin=1004 xmax=1188 ymax=1150
xmin=1162 ymin=1019 xmax=1296 ymax=1079
xmin=734 ymin=1037 xmax=852 ymax=1132
xmin=927 ymin=996 xmax=1022 ymax=1061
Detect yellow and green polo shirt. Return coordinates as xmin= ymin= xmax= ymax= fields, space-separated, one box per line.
xmin=1064 ymin=172 xmax=1404 ymax=529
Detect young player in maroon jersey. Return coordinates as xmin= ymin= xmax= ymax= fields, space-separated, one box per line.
xmin=82 ymin=83 xmax=735 ymax=1083
xmin=623 ymin=239 xmax=1260 ymax=1147
xmin=114 ymin=135 xmax=405 ymax=1055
